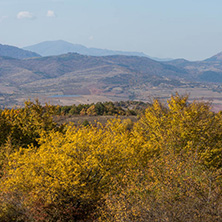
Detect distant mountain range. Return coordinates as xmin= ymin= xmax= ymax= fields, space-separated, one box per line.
xmin=0 ymin=41 xmax=222 ymax=108
xmin=0 ymin=44 xmax=40 ymax=59
xmin=164 ymin=57 xmax=222 ymax=82
xmin=0 ymin=53 xmax=185 ymax=91
xmin=23 ymin=40 xmax=172 ymax=61
xmin=23 ymin=40 xmax=147 ymax=57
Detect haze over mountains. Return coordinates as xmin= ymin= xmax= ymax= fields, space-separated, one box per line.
xmin=0 ymin=41 xmax=222 ymax=108
xmin=0 ymin=44 xmax=40 ymax=59
xmin=205 ymin=52 xmax=222 ymax=62
xmin=23 ymin=40 xmax=147 ymax=57
xmin=23 ymin=40 xmax=172 ymax=61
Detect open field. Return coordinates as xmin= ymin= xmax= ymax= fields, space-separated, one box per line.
xmin=5 ymin=86 xmax=222 ymax=112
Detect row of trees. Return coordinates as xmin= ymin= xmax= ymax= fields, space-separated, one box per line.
xmin=56 ymin=101 xmax=149 ymax=116
xmin=0 ymin=94 xmax=222 ymax=221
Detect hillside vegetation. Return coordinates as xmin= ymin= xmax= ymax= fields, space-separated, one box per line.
xmin=56 ymin=100 xmax=149 ymax=116
xmin=1 ymin=94 xmax=222 ymax=221
xmin=2 ymin=43 xmax=222 ymax=108
xmin=1 ymin=51 xmax=222 ymax=109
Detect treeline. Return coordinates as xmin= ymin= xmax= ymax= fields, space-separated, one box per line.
xmin=1 ymin=95 xmax=222 ymax=221
xmin=56 ymin=100 xmax=149 ymax=116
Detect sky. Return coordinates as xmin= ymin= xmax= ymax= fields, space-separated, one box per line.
xmin=1 ymin=0 xmax=222 ymax=60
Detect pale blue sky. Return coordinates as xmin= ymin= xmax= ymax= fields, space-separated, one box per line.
xmin=1 ymin=0 xmax=222 ymax=60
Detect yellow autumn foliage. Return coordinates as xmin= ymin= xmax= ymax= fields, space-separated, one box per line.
xmin=1 ymin=94 xmax=222 ymax=221
xmin=1 ymin=119 xmax=133 ymax=220
xmin=135 ymin=93 xmax=222 ymax=168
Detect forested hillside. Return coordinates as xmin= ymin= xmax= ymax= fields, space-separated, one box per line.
xmin=1 ymin=94 xmax=222 ymax=221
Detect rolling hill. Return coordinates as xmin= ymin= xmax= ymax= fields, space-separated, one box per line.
xmin=0 ymin=53 xmax=186 ymax=88
xmin=1 ymin=44 xmax=222 ymax=108
xmin=0 ymin=52 xmax=189 ymax=107
xmin=164 ymin=54 xmax=222 ymax=83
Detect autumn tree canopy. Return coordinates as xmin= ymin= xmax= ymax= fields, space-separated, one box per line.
xmin=1 ymin=94 xmax=222 ymax=221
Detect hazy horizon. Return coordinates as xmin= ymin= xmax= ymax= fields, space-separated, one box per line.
xmin=1 ymin=0 xmax=222 ymax=61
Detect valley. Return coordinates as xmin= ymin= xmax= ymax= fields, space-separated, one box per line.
xmin=0 ymin=42 xmax=222 ymax=110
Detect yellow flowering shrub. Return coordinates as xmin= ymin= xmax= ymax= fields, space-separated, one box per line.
xmin=1 ymin=119 xmax=133 ymax=221
xmin=1 ymin=94 xmax=222 ymax=221
xmin=135 ymin=94 xmax=222 ymax=168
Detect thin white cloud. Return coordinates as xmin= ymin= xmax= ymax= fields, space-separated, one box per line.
xmin=17 ymin=11 xmax=35 ymax=20
xmin=47 ymin=10 xmax=56 ymax=17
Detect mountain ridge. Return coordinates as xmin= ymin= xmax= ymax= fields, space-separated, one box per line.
xmin=0 ymin=44 xmax=41 ymax=59
xmin=204 ymin=52 xmax=222 ymax=62
xmin=23 ymin=40 xmax=172 ymax=61
xmin=1 ymin=42 xmax=222 ymax=107
xmin=0 ymin=52 xmax=189 ymax=107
